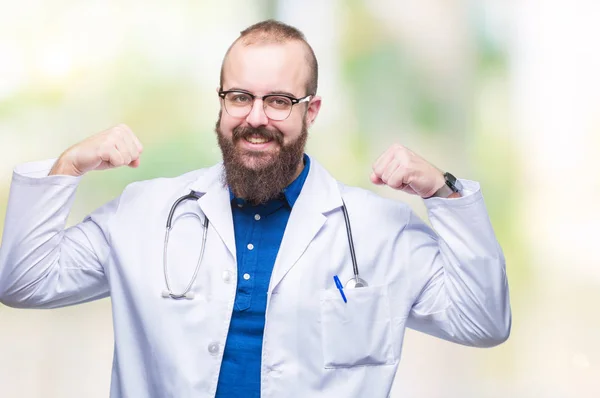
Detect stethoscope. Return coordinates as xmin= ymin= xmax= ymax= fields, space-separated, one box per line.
xmin=161 ymin=191 xmax=368 ymax=300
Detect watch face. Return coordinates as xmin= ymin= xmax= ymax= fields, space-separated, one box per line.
xmin=445 ymin=172 xmax=456 ymax=184
xmin=444 ymin=172 xmax=462 ymax=192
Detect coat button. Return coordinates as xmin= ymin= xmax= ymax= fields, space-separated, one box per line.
xmin=208 ymin=342 xmax=220 ymax=355
xmin=222 ymin=271 xmax=232 ymax=283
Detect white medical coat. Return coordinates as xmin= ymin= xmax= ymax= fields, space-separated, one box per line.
xmin=0 ymin=155 xmax=511 ymax=398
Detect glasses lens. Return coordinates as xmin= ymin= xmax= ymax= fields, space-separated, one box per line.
xmin=264 ymin=96 xmax=293 ymax=121
xmin=223 ymin=92 xmax=253 ymax=118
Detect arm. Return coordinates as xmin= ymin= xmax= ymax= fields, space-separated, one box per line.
xmin=404 ymin=180 xmax=510 ymax=347
xmin=0 ymin=124 xmax=143 ymax=309
xmin=371 ymin=143 xmax=511 ymax=347
xmin=0 ymin=159 xmax=115 ymax=308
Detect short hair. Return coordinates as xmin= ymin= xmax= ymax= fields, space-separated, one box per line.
xmin=219 ymin=19 xmax=319 ymax=95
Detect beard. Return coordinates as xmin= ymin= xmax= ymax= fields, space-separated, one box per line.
xmin=215 ymin=113 xmax=308 ymax=205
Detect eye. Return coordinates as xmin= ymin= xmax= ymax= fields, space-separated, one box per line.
xmin=227 ymin=92 xmax=252 ymax=104
xmin=266 ymin=96 xmax=292 ymax=109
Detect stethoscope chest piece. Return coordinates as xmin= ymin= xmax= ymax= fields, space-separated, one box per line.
xmin=345 ymin=277 xmax=368 ymax=289
xmin=162 ymin=290 xmax=196 ymax=300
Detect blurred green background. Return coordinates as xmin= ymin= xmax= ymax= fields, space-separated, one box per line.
xmin=1 ymin=0 xmax=599 ymax=397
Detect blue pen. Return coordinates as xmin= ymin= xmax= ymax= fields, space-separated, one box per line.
xmin=333 ymin=275 xmax=347 ymax=303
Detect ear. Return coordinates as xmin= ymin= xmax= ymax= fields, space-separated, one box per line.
xmin=305 ymin=95 xmax=322 ymax=127
xmin=216 ymin=86 xmax=224 ymax=109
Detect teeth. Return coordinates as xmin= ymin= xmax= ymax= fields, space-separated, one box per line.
xmin=246 ymin=136 xmax=270 ymax=144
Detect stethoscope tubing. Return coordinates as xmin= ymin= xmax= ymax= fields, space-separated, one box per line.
xmin=341 ymin=199 xmax=362 ymax=287
xmin=162 ymin=192 xmax=207 ymax=299
xmin=162 ymin=191 xmax=366 ymax=299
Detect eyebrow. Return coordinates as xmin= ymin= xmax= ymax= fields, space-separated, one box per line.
xmin=226 ymin=87 xmax=299 ymax=98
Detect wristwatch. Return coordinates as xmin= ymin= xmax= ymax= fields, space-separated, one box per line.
xmin=433 ymin=172 xmax=463 ymax=198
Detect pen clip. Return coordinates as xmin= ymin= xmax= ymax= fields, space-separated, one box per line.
xmin=333 ymin=275 xmax=347 ymax=303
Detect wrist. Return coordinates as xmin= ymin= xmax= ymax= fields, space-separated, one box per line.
xmin=430 ymin=183 xmax=456 ymax=198
xmin=49 ymin=153 xmax=80 ymax=177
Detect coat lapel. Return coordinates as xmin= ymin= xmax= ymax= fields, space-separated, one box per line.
xmin=187 ymin=163 xmax=236 ymax=261
xmin=268 ymin=157 xmax=342 ymax=292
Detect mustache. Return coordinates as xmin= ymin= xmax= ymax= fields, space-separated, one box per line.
xmin=232 ymin=125 xmax=284 ymax=146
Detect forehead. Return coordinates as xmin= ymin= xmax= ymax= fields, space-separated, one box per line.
xmin=222 ymin=40 xmax=310 ymax=96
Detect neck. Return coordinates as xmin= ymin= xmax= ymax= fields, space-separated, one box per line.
xmin=288 ymin=156 xmax=305 ymax=185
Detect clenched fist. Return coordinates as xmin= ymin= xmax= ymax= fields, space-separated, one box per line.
xmin=49 ymin=124 xmax=143 ymax=177
xmin=370 ymin=144 xmax=454 ymax=198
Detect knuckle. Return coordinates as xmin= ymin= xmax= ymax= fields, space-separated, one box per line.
xmin=108 ymin=128 xmax=121 ymax=138
xmin=104 ymin=137 xmax=117 ymax=149
xmin=395 ymin=154 xmax=407 ymax=166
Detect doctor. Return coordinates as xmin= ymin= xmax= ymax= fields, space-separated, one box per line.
xmin=0 ymin=20 xmax=510 ymax=398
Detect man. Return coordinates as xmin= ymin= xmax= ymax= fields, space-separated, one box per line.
xmin=0 ymin=20 xmax=510 ymax=398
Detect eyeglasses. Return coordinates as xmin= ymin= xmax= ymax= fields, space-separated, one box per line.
xmin=218 ymin=89 xmax=312 ymax=121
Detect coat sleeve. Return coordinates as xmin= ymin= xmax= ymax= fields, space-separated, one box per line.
xmin=403 ymin=179 xmax=511 ymax=347
xmin=0 ymin=159 xmax=116 ymax=309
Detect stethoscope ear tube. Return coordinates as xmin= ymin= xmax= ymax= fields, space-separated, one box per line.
xmin=166 ymin=192 xmax=201 ymax=228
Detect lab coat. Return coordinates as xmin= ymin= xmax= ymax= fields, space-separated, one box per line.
xmin=0 ymin=155 xmax=511 ymax=398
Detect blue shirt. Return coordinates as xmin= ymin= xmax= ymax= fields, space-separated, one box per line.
xmin=215 ymin=155 xmax=310 ymax=397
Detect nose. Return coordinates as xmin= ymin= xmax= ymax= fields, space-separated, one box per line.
xmin=245 ymin=99 xmax=269 ymax=128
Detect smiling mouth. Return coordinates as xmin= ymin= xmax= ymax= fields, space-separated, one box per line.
xmin=244 ymin=135 xmax=273 ymax=144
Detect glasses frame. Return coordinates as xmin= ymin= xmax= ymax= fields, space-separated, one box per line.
xmin=218 ymin=89 xmax=313 ymax=121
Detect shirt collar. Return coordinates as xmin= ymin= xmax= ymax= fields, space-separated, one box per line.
xmin=229 ymin=154 xmax=311 ymax=208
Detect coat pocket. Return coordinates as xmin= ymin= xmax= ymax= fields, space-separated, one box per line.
xmin=320 ymin=284 xmax=395 ymax=368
